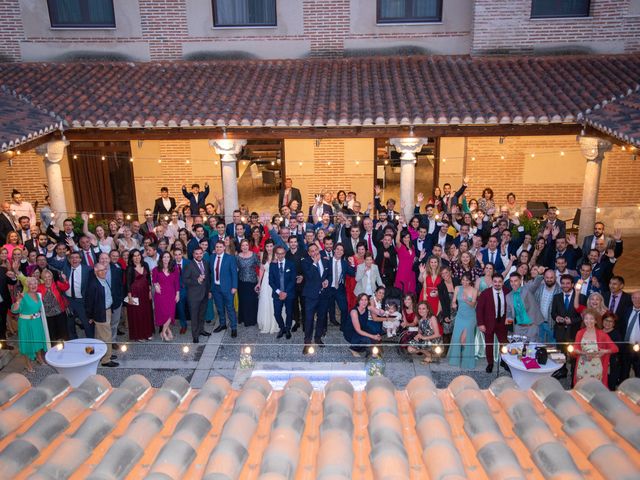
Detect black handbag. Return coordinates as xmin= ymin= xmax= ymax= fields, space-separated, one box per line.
xmin=535 ymin=346 xmax=548 ymax=365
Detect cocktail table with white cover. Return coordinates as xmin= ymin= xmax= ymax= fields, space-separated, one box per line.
xmin=45 ymin=339 xmax=107 ymax=387
xmin=501 ymin=342 xmax=562 ymax=390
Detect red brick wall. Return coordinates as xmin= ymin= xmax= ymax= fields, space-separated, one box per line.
xmin=139 ymin=0 xmax=187 ymax=61
xmin=0 ymin=0 xmax=24 ymax=62
xmin=472 ymin=0 xmax=640 ymax=54
xmin=303 ymin=0 xmax=349 ymax=57
xmin=0 ymin=150 xmax=48 ymax=214
xmin=463 ymin=136 xmax=640 ymax=209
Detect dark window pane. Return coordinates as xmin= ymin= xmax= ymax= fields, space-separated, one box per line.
xmin=48 ymin=0 xmax=115 ymax=28
xmin=213 ymin=0 xmax=277 ymax=27
xmin=531 ymin=0 xmax=590 ymax=18
xmin=378 ymin=0 xmax=442 ymax=23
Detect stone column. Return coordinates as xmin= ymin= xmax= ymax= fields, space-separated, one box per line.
xmin=209 ymin=139 xmax=247 ymax=223
xmin=390 ymin=137 xmax=428 ymax=219
xmin=578 ymin=136 xmax=611 ymax=242
xmin=45 ymin=140 xmax=69 ymax=228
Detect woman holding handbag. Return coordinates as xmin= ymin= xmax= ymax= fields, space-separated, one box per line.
xmin=37 ymin=269 xmax=69 ymax=342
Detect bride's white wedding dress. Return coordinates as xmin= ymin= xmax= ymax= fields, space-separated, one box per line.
xmin=257 ymin=262 xmax=281 ymax=334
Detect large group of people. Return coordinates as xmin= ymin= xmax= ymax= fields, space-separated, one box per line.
xmin=0 ymin=176 xmax=638 ymax=390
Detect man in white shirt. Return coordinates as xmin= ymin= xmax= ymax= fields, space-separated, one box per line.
xmin=63 ymin=252 xmax=92 ymax=339
xmin=10 ymin=189 xmax=36 ymax=228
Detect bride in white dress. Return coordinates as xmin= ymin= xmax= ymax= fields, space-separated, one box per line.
xmin=257 ymin=240 xmax=281 ymax=334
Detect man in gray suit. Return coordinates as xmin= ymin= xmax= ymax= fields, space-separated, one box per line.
xmin=182 ymin=247 xmax=211 ymax=343
xmin=506 ymin=272 xmax=543 ymax=341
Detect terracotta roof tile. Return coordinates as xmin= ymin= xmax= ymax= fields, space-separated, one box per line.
xmin=0 ymin=88 xmax=62 ymax=152
xmin=1 ymin=373 xmax=638 ymax=479
xmin=583 ymin=89 xmax=640 ymax=146
xmin=0 ymin=55 xmax=639 ymax=137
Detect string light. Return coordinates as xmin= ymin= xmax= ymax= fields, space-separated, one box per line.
xmin=471 ymin=156 xmax=475 ymax=161
xmin=560 ymin=151 xmax=565 ymax=156
xmin=182 ymin=345 xmax=190 ymax=354
xmin=129 ymin=157 xmax=134 ymax=162
xmin=555 ymin=209 xmax=560 ymax=215
xmin=634 ymin=343 xmax=639 ymax=353
xmin=16 ymin=150 xmax=21 ymax=155
xmin=530 ymin=153 xmax=535 ymax=158
xmin=308 ymin=346 xmax=315 ymax=355
xmin=186 ymin=159 xmax=190 ymax=164
xmin=73 ymin=154 xmax=78 ymax=160
xmin=89 ymin=213 xmax=94 ymax=219
xmin=271 ymin=161 xmax=275 ymax=166
xmin=500 ymin=155 xmax=504 ymax=160
xmin=126 ymin=214 xmax=131 ymax=220
xmin=327 ymin=161 xmax=331 ymax=166
xmin=434 ymin=345 xmax=443 ymax=355
xmin=158 ymin=159 xmax=162 ymax=164
xmin=501 ymin=345 xmax=508 ymax=354
xmin=384 ymin=160 xmax=389 ymax=165
xmin=164 ymin=215 xmax=169 ymax=221
xmin=567 ymin=345 xmax=574 ymax=353
xmin=101 ymin=155 xmax=105 ymax=161
xmin=244 ymin=346 xmax=252 ymax=354
xmin=56 ymin=342 xmax=64 ymax=351
xmin=355 ymin=160 xmax=360 ymax=165
xmin=120 ymin=344 xmax=128 ymax=352
xmin=372 ymin=346 xmax=379 ymax=356
xmin=298 ymin=161 xmax=303 ymax=166
xmin=0 ymin=341 xmax=3 ymax=350
xmin=596 ymin=207 xmax=601 ymax=213
xmin=621 ymin=145 xmax=627 ymax=151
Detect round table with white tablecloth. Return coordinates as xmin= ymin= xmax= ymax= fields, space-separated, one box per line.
xmin=501 ymin=342 xmax=562 ymax=390
xmin=45 ymin=339 xmax=107 ymax=387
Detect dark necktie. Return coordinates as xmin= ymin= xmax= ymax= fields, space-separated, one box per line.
xmin=279 ymin=262 xmax=285 ymax=291
xmin=496 ymin=291 xmax=501 ymax=318
xmin=564 ymin=294 xmax=570 ymax=311
xmin=71 ymin=268 xmax=76 ymax=298
xmin=609 ymin=295 xmax=618 ymax=312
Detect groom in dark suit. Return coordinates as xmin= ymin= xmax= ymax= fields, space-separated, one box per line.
xmin=182 ymin=247 xmax=211 ymax=343
xmin=476 ymin=273 xmax=509 ymax=373
xmin=300 ymin=243 xmax=332 ymax=354
xmin=269 ymin=246 xmax=296 ymax=339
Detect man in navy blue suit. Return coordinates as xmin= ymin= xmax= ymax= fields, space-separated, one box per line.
xmin=269 ymin=246 xmax=296 ymax=339
xmin=182 ymin=182 xmax=209 ymax=214
xmin=210 ymin=241 xmax=239 ymax=337
xmin=326 ymin=244 xmax=354 ymax=329
xmin=481 ymin=235 xmax=506 ymax=273
xmin=301 ymin=243 xmax=332 ymax=354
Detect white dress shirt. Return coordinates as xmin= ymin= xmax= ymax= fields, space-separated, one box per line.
xmin=627 ymin=309 xmax=640 ymax=343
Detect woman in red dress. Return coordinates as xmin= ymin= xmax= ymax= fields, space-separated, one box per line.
xmin=418 ymin=256 xmax=442 ymax=315
xmin=346 ymin=242 xmax=367 ymax=312
xmin=126 ymin=250 xmax=154 ymax=341
xmin=571 ymin=308 xmax=618 ymax=387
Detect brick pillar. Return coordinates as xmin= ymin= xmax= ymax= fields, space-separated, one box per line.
xmin=139 ymin=0 xmax=188 ymax=60
xmin=577 ymin=136 xmax=611 ymax=243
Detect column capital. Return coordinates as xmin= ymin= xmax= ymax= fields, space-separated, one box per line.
xmin=577 ymin=136 xmax=612 ymax=162
xmin=45 ymin=139 xmax=69 ymax=164
xmin=209 ymin=139 xmax=247 ymax=162
xmin=389 ymin=137 xmax=429 ymax=161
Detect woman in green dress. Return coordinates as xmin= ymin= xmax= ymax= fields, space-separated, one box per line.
xmin=11 ymin=276 xmax=49 ymax=372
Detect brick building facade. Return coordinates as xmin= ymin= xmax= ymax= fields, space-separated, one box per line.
xmin=3 ymin=0 xmax=638 ymax=62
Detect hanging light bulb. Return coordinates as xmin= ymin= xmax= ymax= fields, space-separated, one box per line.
xmin=501 ymin=345 xmax=508 ymax=354
xmin=596 ymin=207 xmax=601 ymax=213
xmin=530 ymin=153 xmax=535 ymax=158
xmin=158 ymin=159 xmax=162 ymax=164
xmin=471 ymin=156 xmax=475 ymax=161
xmin=182 ymin=345 xmax=190 ymax=354
xmin=129 ymin=157 xmax=134 ymax=162
xmin=73 ymin=154 xmax=78 ymax=160
xmin=500 ymin=155 xmax=504 ymax=160
xmin=101 ymin=155 xmax=106 ymax=161
xmin=298 ymin=161 xmax=303 ymax=166
xmin=355 ymin=160 xmax=360 ymax=165
xmin=186 ymin=159 xmax=190 ymax=164
xmin=384 ymin=160 xmax=389 ymax=165
xmin=164 ymin=215 xmax=169 ymax=221
xmin=56 ymin=342 xmax=64 ymax=351
xmin=634 ymin=343 xmax=639 ymax=352
xmin=434 ymin=345 xmax=443 ymax=355
xmin=89 ymin=213 xmax=94 ymax=219
xmin=308 ymin=346 xmax=315 ymax=355
xmin=126 ymin=214 xmax=131 ymax=220
xmin=567 ymin=344 xmax=574 ymax=353
xmin=120 ymin=344 xmax=128 ymax=352
xmin=560 ymin=151 xmax=565 ymax=156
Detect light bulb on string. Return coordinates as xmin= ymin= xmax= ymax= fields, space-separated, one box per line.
xmin=471 ymin=156 xmax=475 ymax=161
xmin=126 ymin=214 xmax=131 ymax=221
xmin=186 ymin=159 xmax=190 ymax=164
xmin=101 ymin=155 xmax=105 ymax=161
xmin=500 ymin=155 xmax=504 ymax=160
xmin=308 ymin=346 xmax=315 ymax=355
xmin=501 ymin=345 xmax=508 ymax=354
xmin=567 ymin=344 xmax=574 ymax=353
xmin=182 ymin=345 xmax=190 ymax=354
xmin=120 ymin=344 xmax=128 ymax=352
xmin=56 ymin=342 xmax=64 ymax=351
xmin=129 ymin=157 xmax=133 ymax=162
xmin=158 ymin=159 xmax=162 ymax=164
xmin=633 ymin=343 xmax=639 ymax=353
xmin=73 ymin=154 xmax=78 ymax=160
xmin=560 ymin=151 xmax=565 ymax=156
xmin=434 ymin=345 xmax=442 ymax=355
xmin=530 ymin=153 xmax=535 ymax=158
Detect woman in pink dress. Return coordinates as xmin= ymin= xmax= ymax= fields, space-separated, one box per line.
xmin=394 ymin=229 xmax=416 ymax=295
xmin=152 ymin=251 xmax=181 ymax=341
xmin=346 ymin=243 xmax=366 ymax=312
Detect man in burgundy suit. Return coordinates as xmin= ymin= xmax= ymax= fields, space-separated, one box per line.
xmin=476 ymin=273 xmax=509 ymax=373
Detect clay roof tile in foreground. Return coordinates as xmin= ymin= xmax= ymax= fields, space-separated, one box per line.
xmin=1 ymin=373 xmax=639 ymax=479
xmin=0 ymin=55 xmax=640 ymax=136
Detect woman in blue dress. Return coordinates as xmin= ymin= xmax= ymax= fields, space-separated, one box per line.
xmin=448 ymin=273 xmax=478 ymax=369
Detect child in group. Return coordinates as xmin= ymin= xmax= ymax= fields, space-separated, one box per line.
xmin=383 ymin=302 xmax=402 ymax=337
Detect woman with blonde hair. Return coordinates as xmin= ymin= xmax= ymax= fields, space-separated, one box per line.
xmin=11 ymin=276 xmax=50 ymax=372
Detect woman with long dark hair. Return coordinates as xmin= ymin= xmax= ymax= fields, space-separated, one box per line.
xmin=126 ymin=249 xmax=154 ymax=341
xmin=257 ymin=239 xmax=279 ymax=333
xmin=152 ymin=251 xmax=180 ymax=341
xmin=394 ymin=228 xmax=416 ymax=295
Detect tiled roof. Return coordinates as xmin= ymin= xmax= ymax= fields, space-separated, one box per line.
xmin=0 ymin=55 xmax=639 ymax=131
xmin=0 ymin=88 xmax=62 ymax=152
xmin=582 ymin=89 xmax=640 ymax=146
xmin=1 ymin=373 xmax=639 ymax=479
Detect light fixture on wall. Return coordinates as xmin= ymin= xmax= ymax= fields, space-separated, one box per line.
xmin=315 ymin=139 xmax=321 ymax=147
xmin=499 ymin=136 xmax=505 ymax=144
xmin=409 ymin=125 xmax=415 ymax=137
xmin=137 ymin=140 xmax=144 ymax=149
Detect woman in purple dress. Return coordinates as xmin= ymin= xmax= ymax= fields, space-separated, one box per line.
xmin=126 ymin=250 xmax=154 ymax=341
xmin=152 ymin=251 xmax=181 ymax=341
xmin=394 ymin=228 xmax=416 ymax=295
